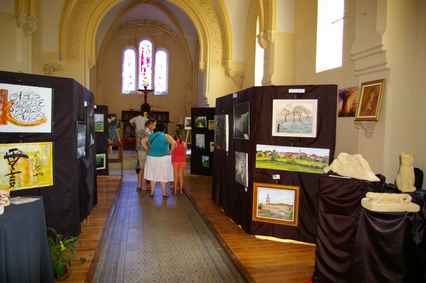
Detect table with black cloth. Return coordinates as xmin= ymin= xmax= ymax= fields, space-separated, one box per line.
xmin=314 ymin=175 xmax=426 ymax=283
xmin=0 ymin=198 xmax=54 ymax=283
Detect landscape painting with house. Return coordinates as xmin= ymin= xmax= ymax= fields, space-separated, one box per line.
xmin=256 ymin=144 xmax=329 ymax=174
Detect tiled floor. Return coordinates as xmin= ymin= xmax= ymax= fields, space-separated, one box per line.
xmin=92 ymin=172 xmax=246 ymax=283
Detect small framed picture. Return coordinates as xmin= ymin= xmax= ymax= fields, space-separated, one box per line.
xmin=96 ymin=153 xmax=106 ymax=170
xmin=184 ymin=117 xmax=192 ymax=130
xmin=208 ymin=120 xmax=215 ymax=130
xmin=194 ymin=116 xmax=207 ymax=128
xmin=355 ymin=79 xmax=385 ymax=121
xmin=252 ymin=182 xmax=300 ymax=226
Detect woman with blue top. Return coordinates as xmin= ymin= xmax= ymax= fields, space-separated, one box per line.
xmin=142 ymin=123 xmax=176 ymax=197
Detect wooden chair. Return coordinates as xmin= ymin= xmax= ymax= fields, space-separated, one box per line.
xmin=109 ymin=142 xmax=123 ymax=177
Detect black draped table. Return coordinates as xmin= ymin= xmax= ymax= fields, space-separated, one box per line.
xmin=314 ymin=175 xmax=426 ymax=283
xmin=0 ymin=198 xmax=54 ymax=283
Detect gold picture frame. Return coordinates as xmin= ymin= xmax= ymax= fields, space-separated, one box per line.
xmin=355 ymin=79 xmax=385 ymax=121
xmin=252 ymin=182 xmax=300 ymax=226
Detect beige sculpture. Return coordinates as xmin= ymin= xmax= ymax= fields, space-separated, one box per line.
xmin=396 ymin=153 xmax=416 ymax=193
xmin=324 ymin=153 xmax=380 ymax=182
xmin=361 ymin=192 xmax=420 ymax=213
xmin=0 ymin=190 xmax=11 ymax=215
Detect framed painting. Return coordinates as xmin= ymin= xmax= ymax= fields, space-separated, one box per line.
xmin=195 ymin=134 xmax=205 ymax=149
xmin=338 ymin=87 xmax=359 ymax=117
xmin=214 ymin=115 xmax=229 ymax=152
xmin=272 ymin=99 xmax=317 ymax=138
xmin=77 ymin=123 xmax=86 ymax=159
xmin=184 ymin=117 xmax=192 ymax=130
xmin=0 ymin=141 xmax=54 ymax=191
xmin=233 ymin=101 xmax=250 ymax=140
xmin=194 ymin=116 xmax=207 ymax=128
xmin=96 ymin=153 xmax=106 ymax=170
xmin=0 ymin=83 xmax=53 ymax=133
xmin=256 ymin=144 xmax=330 ymax=174
xmin=201 ymin=155 xmax=210 ymax=168
xmin=235 ymin=151 xmax=248 ymax=187
xmin=208 ymin=119 xmax=215 ymax=130
xmin=355 ymin=79 xmax=385 ymax=121
xmin=94 ymin=113 xmax=104 ymax=132
xmin=252 ymin=183 xmax=300 ymax=226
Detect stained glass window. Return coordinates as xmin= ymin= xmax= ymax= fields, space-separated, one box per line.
xmin=121 ymin=49 xmax=136 ymax=94
xmin=154 ymin=49 xmax=168 ymax=95
xmin=138 ymin=40 xmax=153 ymax=90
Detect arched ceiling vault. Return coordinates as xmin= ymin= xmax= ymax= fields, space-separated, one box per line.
xmin=59 ymin=0 xmax=233 ymax=85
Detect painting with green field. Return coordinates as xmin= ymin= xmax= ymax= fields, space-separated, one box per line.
xmin=256 ymin=144 xmax=330 ymax=174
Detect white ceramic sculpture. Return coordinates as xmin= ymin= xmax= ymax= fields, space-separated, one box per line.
xmin=396 ymin=153 xmax=416 ymax=193
xmin=0 ymin=190 xmax=11 ymax=215
xmin=361 ymin=192 xmax=420 ymax=213
xmin=324 ymin=153 xmax=380 ymax=182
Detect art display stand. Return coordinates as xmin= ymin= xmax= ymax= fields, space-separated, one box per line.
xmin=0 ymin=71 xmax=97 ymax=237
xmin=95 ymin=105 xmax=109 ymax=175
xmin=213 ymin=85 xmax=337 ymax=243
xmin=191 ymin=107 xmax=215 ymax=176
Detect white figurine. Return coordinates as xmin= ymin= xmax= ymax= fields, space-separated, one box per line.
xmin=361 ymin=192 xmax=420 ymax=213
xmin=396 ymin=153 xmax=416 ymax=193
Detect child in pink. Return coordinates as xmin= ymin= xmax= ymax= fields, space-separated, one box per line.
xmin=171 ymin=135 xmax=186 ymax=194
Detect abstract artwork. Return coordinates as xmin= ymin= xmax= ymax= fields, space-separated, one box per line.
xmin=235 ymin=151 xmax=248 ymax=187
xmin=0 ymin=142 xmax=54 ymax=191
xmin=194 ymin=116 xmax=207 ymax=128
xmin=201 ymin=155 xmax=210 ymax=168
xmin=252 ymin=183 xmax=299 ymax=226
xmin=256 ymin=144 xmax=330 ymax=174
xmin=209 ymin=141 xmax=215 ymax=153
xmin=338 ymin=87 xmax=359 ymax=117
xmin=95 ymin=114 xmax=104 ymax=132
xmin=195 ymin=134 xmax=205 ymax=149
xmin=96 ymin=153 xmax=106 ymax=170
xmin=355 ymin=79 xmax=385 ymax=121
xmin=0 ymin=83 xmax=52 ymax=133
xmin=233 ymin=101 xmax=250 ymax=140
xmin=184 ymin=117 xmax=192 ymax=130
xmin=214 ymin=115 xmax=229 ymax=152
xmin=272 ymin=99 xmax=317 ymax=138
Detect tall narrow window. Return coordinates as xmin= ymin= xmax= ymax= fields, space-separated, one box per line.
xmin=121 ymin=48 xmax=136 ymax=94
xmin=254 ymin=17 xmax=264 ymax=86
xmin=316 ymin=0 xmax=344 ymax=73
xmin=138 ymin=39 xmax=153 ymax=90
xmin=154 ymin=49 xmax=169 ymax=95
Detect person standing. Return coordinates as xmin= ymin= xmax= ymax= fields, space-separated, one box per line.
xmin=171 ymin=134 xmax=186 ymax=195
xmin=130 ymin=112 xmax=148 ymax=190
xmin=107 ymin=114 xmax=121 ymax=154
xmin=142 ymin=123 xmax=176 ymax=197
xmin=137 ymin=119 xmax=156 ymax=191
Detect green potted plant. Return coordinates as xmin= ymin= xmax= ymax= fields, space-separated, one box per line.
xmin=47 ymin=228 xmax=79 ymax=281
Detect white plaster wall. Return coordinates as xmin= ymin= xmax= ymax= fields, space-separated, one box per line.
xmin=40 ymin=0 xmax=64 ymax=52
xmin=383 ymin=0 xmax=426 ymax=180
xmin=0 ymin=0 xmax=21 ymax=72
xmin=294 ymin=0 xmax=359 ymax=160
xmin=224 ymin=0 xmax=249 ymax=63
xmin=276 ymin=0 xmax=295 ymax=33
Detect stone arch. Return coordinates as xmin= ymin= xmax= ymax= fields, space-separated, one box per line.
xmin=59 ymin=0 xmax=233 ymax=90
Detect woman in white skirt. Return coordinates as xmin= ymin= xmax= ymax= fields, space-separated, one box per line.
xmin=142 ymin=123 xmax=176 ymax=197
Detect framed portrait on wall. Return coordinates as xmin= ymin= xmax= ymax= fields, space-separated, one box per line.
xmin=338 ymin=87 xmax=359 ymax=117
xmin=355 ymin=79 xmax=385 ymax=121
xmin=252 ymin=183 xmax=300 ymax=226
